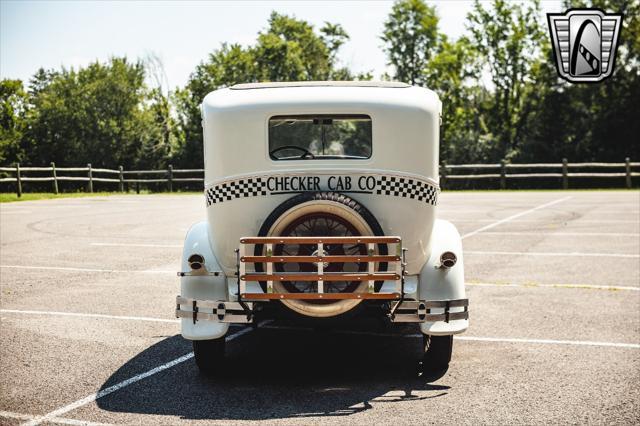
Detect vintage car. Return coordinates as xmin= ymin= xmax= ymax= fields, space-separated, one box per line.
xmin=176 ymin=81 xmax=469 ymax=380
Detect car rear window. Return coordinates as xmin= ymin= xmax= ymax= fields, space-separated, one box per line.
xmin=269 ymin=115 xmax=372 ymax=160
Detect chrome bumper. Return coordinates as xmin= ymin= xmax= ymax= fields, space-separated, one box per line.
xmin=176 ymin=295 xmax=468 ymax=324
xmin=176 ymin=296 xmax=253 ymax=324
xmin=389 ymin=299 xmax=469 ymax=323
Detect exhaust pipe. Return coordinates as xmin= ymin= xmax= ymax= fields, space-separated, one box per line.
xmin=188 ymin=254 xmax=205 ymax=271
xmin=439 ymin=251 xmax=457 ymax=269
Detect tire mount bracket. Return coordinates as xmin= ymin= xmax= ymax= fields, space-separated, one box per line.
xmin=175 ymin=296 xmax=253 ymax=324
xmin=176 ymin=235 xmax=468 ymax=324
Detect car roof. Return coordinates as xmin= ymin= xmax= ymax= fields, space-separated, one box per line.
xmin=203 ymin=82 xmax=440 ymax=115
xmin=201 ymin=82 xmax=441 ymax=182
xmin=230 ymin=81 xmax=411 ymax=90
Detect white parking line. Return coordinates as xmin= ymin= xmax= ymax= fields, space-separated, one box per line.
xmin=456 ymin=336 xmax=640 ymax=349
xmin=0 ymin=410 xmax=112 ymax=426
xmin=90 ymin=242 xmax=182 ymax=248
xmin=465 ymin=250 xmax=639 ymax=258
xmin=5 ymin=310 xmax=635 ymax=350
xmin=577 ymin=210 xmax=640 ymax=214
xmin=0 ymin=309 xmax=179 ymax=323
xmin=461 ymin=196 xmax=572 ymax=239
xmin=21 ymin=325 xmax=257 ymax=426
xmin=3 ymin=261 xmax=636 ymax=289
xmin=260 ymin=325 xmax=640 ymax=349
xmin=3 ymin=308 xmax=638 ymax=426
xmin=0 ymin=265 xmax=175 ymax=274
xmin=438 ymin=209 xmax=490 ymax=213
xmin=474 ymin=231 xmax=640 ymax=237
xmin=21 ymin=353 xmax=196 ymax=426
xmin=453 ymin=219 xmax=638 ymax=223
xmin=466 ymin=282 xmax=640 ymax=291
xmin=3 ymin=205 xmax=94 ymax=209
xmin=7 ymin=309 xmax=639 ymax=349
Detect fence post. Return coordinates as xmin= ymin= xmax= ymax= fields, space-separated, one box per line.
xmin=562 ymin=158 xmax=569 ymax=189
xmin=168 ymin=164 xmax=173 ymax=192
xmin=51 ymin=162 xmax=59 ymax=194
xmin=118 ymin=166 xmax=124 ymax=192
xmin=625 ymin=157 xmax=631 ymax=189
xmin=500 ymin=160 xmax=507 ymax=190
xmin=440 ymin=161 xmax=447 ymax=189
xmin=16 ymin=163 xmax=22 ymax=198
xmin=87 ymin=163 xmax=93 ymax=193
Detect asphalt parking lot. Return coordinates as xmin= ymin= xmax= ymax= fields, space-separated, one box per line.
xmin=1 ymin=190 xmax=639 ymax=425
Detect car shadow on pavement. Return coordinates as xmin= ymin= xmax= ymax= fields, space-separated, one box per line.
xmin=97 ymin=323 xmax=449 ymax=420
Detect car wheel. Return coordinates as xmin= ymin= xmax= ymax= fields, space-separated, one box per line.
xmin=420 ymin=334 xmax=452 ymax=382
xmin=254 ymin=192 xmax=387 ymax=318
xmin=192 ymin=337 xmax=225 ymax=376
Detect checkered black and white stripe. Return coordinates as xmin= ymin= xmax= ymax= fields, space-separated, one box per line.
xmin=205 ymin=178 xmax=267 ymax=206
xmin=206 ymin=174 xmax=438 ymax=206
xmin=376 ymin=176 xmax=438 ymax=205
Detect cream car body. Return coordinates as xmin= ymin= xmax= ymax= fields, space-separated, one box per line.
xmin=177 ymin=81 xmax=468 ymax=378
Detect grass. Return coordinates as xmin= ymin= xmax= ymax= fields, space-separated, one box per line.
xmin=0 ymin=191 xmax=200 ymax=203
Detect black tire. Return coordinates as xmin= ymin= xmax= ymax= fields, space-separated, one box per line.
xmin=256 ymin=192 xmax=385 ymax=240
xmin=255 ymin=191 xmax=388 ymax=282
xmin=192 ymin=337 xmax=225 ymax=376
xmin=254 ymin=192 xmax=388 ymax=320
xmin=420 ymin=335 xmax=453 ymax=382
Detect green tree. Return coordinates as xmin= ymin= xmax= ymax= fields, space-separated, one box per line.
xmin=320 ymin=22 xmax=350 ymax=66
xmin=174 ymin=12 xmax=352 ymax=168
xmin=381 ymin=0 xmax=439 ymax=85
xmin=24 ymin=58 xmax=168 ymax=168
xmin=517 ymin=0 xmax=640 ymax=163
xmin=254 ymin=12 xmax=347 ymax=81
xmin=423 ymin=37 xmax=486 ymax=163
xmin=466 ymin=0 xmax=545 ymax=161
xmin=172 ymin=43 xmax=256 ymax=168
xmin=0 ymin=79 xmax=28 ymax=164
xmin=138 ymin=54 xmax=181 ymax=169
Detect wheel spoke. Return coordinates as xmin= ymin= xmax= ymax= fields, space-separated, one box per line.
xmin=271 ymin=211 xmax=372 ymax=296
xmin=327 ymin=218 xmax=341 ymax=233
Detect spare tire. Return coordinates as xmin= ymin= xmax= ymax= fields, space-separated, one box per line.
xmin=255 ymin=192 xmax=387 ymax=318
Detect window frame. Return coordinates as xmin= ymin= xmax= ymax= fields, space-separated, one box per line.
xmin=267 ymin=114 xmax=373 ymax=161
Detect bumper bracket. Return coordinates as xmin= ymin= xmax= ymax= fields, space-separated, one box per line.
xmin=390 ymin=299 xmax=469 ymax=323
xmin=176 ymin=296 xmax=253 ymax=324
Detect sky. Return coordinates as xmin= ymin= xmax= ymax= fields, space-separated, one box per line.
xmin=1 ymin=0 xmax=562 ymax=89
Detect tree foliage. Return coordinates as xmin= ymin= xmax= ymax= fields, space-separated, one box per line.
xmin=0 ymin=79 xmax=28 ymax=164
xmin=466 ymin=0 xmax=546 ymax=161
xmin=512 ymin=0 xmax=640 ymax=162
xmin=0 ymin=2 xmax=638 ymax=171
xmin=391 ymin=0 xmax=638 ymax=163
xmin=381 ymin=0 xmax=439 ymax=85
xmin=173 ymin=12 xmax=353 ymax=167
xmin=25 ymin=58 xmax=172 ymax=167
xmin=423 ymin=36 xmax=484 ymax=163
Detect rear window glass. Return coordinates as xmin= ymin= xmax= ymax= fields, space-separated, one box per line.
xmin=269 ymin=115 xmax=372 ymax=160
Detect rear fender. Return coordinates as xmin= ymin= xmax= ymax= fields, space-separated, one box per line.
xmin=418 ymin=219 xmax=468 ymax=335
xmin=180 ymin=221 xmax=229 ymax=340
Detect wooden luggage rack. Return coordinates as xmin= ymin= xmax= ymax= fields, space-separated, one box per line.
xmin=236 ymin=236 xmax=406 ymax=301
